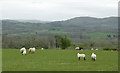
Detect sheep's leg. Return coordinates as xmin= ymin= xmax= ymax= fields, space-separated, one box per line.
xmin=78 ymin=57 xmax=80 ymax=60
xmin=92 ymin=58 xmax=93 ymax=60
xmin=29 ymin=50 xmax=31 ymax=53
xmin=84 ymin=57 xmax=86 ymax=60
xmin=92 ymin=58 xmax=95 ymax=61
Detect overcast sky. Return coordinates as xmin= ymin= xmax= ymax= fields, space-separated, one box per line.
xmin=0 ymin=0 xmax=119 ymax=21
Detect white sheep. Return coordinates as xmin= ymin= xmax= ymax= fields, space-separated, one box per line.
xmin=91 ymin=53 xmax=96 ymax=61
xmin=95 ymin=49 xmax=98 ymax=50
xmin=20 ymin=47 xmax=26 ymax=54
xmin=22 ymin=49 xmax=26 ymax=55
xmin=75 ymin=47 xmax=79 ymax=50
xmin=41 ymin=48 xmax=44 ymax=50
xmin=81 ymin=49 xmax=83 ymax=51
xmin=91 ymin=48 xmax=94 ymax=50
xmin=29 ymin=47 xmax=35 ymax=53
xmin=77 ymin=53 xmax=86 ymax=60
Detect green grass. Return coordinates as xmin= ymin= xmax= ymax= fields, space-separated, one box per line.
xmin=2 ymin=49 xmax=118 ymax=71
xmin=11 ymin=30 xmax=69 ymax=36
xmin=48 ymin=30 xmax=68 ymax=34
xmin=32 ymin=30 xmax=69 ymax=35
xmin=0 ymin=49 xmax=2 ymax=72
xmin=15 ymin=24 xmax=26 ymax=26
xmin=84 ymin=32 xmax=115 ymax=39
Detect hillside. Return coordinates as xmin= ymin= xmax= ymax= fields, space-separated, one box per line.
xmin=2 ymin=17 xmax=118 ymax=39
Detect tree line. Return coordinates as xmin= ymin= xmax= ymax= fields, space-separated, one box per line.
xmin=2 ymin=35 xmax=118 ymax=50
xmin=2 ymin=35 xmax=72 ymax=49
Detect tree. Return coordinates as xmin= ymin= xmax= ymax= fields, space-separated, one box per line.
xmin=90 ymin=42 xmax=95 ymax=48
xmin=55 ymin=35 xmax=62 ymax=48
xmin=60 ymin=35 xmax=72 ymax=49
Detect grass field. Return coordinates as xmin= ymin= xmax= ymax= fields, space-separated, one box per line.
xmin=2 ymin=49 xmax=118 ymax=71
xmin=0 ymin=49 xmax=2 ymax=72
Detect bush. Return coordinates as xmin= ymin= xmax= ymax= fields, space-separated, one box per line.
xmin=103 ymin=47 xmax=117 ymax=51
xmin=60 ymin=36 xmax=72 ymax=49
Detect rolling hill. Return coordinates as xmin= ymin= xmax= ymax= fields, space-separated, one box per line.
xmin=2 ymin=17 xmax=118 ymax=39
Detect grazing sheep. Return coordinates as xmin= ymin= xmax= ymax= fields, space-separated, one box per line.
xmin=41 ymin=48 xmax=44 ymax=50
xmin=95 ymin=49 xmax=98 ymax=50
xmin=20 ymin=47 xmax=26 ymax=54
xmin=81 ymin=49 xmax=83 ymax=51
xmin=77 ymin=53 xmax=86 ymax=60
xmin=75 ymin=47 xmax=83 ymax=50
xmin=91 ymin=48 xmax=94 ymax=50
xmin=75 ymin=47 xmax=79 ymax=50
xmin=91 ymin=53 xmax=96 ymax=61
xmin=22 ymin=49 xmax=26 ymax=55
xmin=29 ymin=47 xmax=35 ymax=53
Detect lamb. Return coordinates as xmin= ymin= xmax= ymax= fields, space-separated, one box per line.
xmin=77 ymin=53 xmax=86 ymax=60
xmin=91 ymin=53 xmax=96 ymax=61
xmin=29 ymin=47 xmax=35 ymax=53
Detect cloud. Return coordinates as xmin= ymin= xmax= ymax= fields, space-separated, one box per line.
xmin=1 ymin=0 xmax=119 ymax=21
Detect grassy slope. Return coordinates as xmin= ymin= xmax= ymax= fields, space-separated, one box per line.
xmin=10 ymin=30 xmax=69 ymax=36
xmin=2 ymin=49 xmax=118 ymax=71
xmin=83 ymin=32 xmax=115 ymax=39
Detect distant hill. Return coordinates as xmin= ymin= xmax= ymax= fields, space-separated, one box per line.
xmin=16 ymin=20 xmax=51 ymax=23
xmin=49 ymin=17 xmax=117 ymax=26
xmin=2 ymin=17 xmax=118 ymax=39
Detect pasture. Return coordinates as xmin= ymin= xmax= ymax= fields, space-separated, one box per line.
xmin=2 ymin=49 xmax=118 ymax=71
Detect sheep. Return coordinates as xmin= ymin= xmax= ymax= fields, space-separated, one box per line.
xmin=75 ymin=47 xmax=84 ymax=50
xmin=77 ymin=53 xmax=86 ymax=60
xmin=91 ymin=53 xmax=96 ymax=61
xmin=91 ymin=48 xmax=94 ymax=50
xmin=29 ymin=47 xmax=35 ymax=53
xmin=81 ymin=49 xmax=83 ymax=51
xmin=95 ymin=49 xmax=98 ymax=50
xmin=41 ymin=48 xmax=44 ymax=50
xmin=20 ymin=47 xmax=26 ymax=54
xmin=22 ymin=49 xmax=26 ymax=55
xmin=75 ymin=47 xmax=79 ymax=50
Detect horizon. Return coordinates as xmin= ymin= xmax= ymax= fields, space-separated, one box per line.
xmin=1 ymin=16 xmax=118 ymax=22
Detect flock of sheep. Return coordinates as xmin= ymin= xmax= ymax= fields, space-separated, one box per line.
xmin=20 ymin=47 xmax=96 ymax=61
xmin=75 ymin=47 xmax=98 ymax=51
xmin=77 ymin=53 xmax=96 ymax=61
xmin=20 ymin=47 xmax=36 ymax=55
xmin=76 ymin=47 xmax=97 ymax=61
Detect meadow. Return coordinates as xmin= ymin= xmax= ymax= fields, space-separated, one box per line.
xmin=0 ymin=49 xmax=2 ymax=72
xmin=2 ymin=49 xmax=118 ymax=71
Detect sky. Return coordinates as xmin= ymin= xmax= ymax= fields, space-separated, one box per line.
xmin=0 ymin=0 xmax=119 ymax=21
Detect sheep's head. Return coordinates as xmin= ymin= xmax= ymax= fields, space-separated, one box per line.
xmin=92 ymin=53 xmax=96 ymax=55
xmin=21 ymin=51 xmax=23 ymax=53
xmin=29 ymin=49 xmax=31 ymax=53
